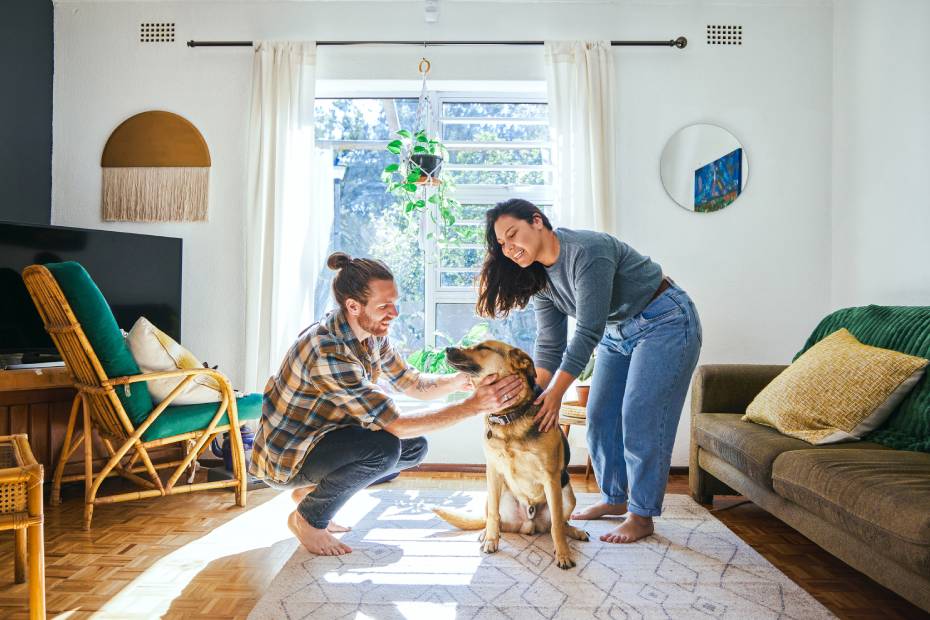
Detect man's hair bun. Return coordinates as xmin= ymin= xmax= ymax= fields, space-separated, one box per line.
xmin=327 ymin=252 xmax=352 ymax=270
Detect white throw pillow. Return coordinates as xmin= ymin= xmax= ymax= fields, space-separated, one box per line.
xmin=126 ymin=317 xmax=222 ymax=405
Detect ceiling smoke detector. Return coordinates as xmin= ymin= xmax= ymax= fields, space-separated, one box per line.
xmin=424 ymin=0 xmax=439 ymax=23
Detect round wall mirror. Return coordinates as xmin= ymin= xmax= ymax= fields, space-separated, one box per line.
xmin=660 ymin=123 xmax=749 ymax=213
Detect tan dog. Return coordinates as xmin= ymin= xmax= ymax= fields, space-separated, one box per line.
xmin=433 ymin=340 xmax=589 ymax=569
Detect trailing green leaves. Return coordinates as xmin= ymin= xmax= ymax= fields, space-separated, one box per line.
xmin=381 ymin=127 xmax=460 ymax=231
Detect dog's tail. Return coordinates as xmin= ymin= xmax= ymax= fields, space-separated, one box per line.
xmin=432 ymin=507 xmax=486 ymax=530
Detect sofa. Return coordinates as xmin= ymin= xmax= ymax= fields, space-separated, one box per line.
xmin=689 ymin=306 xmax=930 ymax=612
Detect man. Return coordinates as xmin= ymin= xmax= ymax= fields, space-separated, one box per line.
xmin=250 ymin=252 xmax=522 ymax=556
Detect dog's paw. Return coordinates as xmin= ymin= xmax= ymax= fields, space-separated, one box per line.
xmin=555 ymin=553 xmax=576 ymax=570
xmin=567 ymin=525 xmax=589 ymax=542
xmin=481 ymin=535 xmax=500 ymax=554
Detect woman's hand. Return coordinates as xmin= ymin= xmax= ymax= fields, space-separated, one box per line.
xmin=533 ymin=384 xmax=567 ymax=432
xmin=465 ymin=374 xmax=524 ymax=414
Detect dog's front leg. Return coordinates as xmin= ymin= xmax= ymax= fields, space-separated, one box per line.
xmin=481 ymin=464 xmax=504 ymax=554
xmin=543 ymin=475 xmax=575 ymax=569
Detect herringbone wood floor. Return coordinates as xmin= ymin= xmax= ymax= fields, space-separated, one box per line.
xmin=0 ymin=470 xmax=926 ymax=619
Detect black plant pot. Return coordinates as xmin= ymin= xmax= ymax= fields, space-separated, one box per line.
xmin=410 ymin=153 xmax=443 ymax=182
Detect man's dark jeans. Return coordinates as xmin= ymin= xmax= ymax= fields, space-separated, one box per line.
xmin=266 ymin=426 xmax=428 ymax=529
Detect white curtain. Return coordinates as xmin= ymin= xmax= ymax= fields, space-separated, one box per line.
xmin=244 ymin=41 xmax=332 ymax=392
xmin=544 ymin=41 xmax=617 ymax=234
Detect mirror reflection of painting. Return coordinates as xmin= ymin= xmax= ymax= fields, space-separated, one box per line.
xmin=659 ymin=123 xmax=749 ymax=213
xmin=694 ymin=147 xmax=743 ymax=212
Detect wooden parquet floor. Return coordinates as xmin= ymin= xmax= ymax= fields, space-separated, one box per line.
xmin=0 ymin=471 xmax=926 ymax=619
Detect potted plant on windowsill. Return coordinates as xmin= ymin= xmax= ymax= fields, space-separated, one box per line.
xmin=382 ymin=129 xmax=460 ymax=229
xmin=575 ymin=352 xmax=596 ymax=407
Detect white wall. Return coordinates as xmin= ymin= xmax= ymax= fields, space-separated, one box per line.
xmin=832 ymin=0 xmax=930 ymax=309
xmin=53 ymin=0 xmax=835 ymax=466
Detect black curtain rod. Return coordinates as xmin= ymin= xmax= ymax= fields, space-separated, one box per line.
xmin=187 ymin=37 xmax=687 ymax=49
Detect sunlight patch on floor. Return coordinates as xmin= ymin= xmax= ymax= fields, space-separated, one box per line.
xmin=91 ymin=490 xmax=304 ymax=619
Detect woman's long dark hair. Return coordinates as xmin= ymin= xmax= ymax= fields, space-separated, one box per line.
xmin=476 ymin=199 xmax=552 ymax=318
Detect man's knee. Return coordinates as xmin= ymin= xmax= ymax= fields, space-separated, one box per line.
xmin=404 ymin=436 xmax=429 ymax=467
xmin=360 ymin=430 xmax=402 ymax=470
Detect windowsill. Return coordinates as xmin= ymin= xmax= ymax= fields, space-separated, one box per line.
xmin=393 ymin=391 xmax=467 ymax=413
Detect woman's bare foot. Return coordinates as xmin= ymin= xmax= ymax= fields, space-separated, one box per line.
xmin=290 ymin=488 xmax=351 ymax=532
xmin=571 ymin=501 xmax=628 ymax=520
xmin=600 ymin=513 xmax=654 ymax=544
xmin=287 ymin=511 xmax=352 ymax=556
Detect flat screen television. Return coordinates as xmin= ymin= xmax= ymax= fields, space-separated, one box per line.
xmin=0 ymin=221 xmax=182 ymax=362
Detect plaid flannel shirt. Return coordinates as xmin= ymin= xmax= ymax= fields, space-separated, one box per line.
xmin=249 ymin=309 xmax=420 ymax=484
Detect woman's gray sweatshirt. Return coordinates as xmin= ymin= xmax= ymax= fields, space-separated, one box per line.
xmin=533 ymin=228 xmax=663 ymax=376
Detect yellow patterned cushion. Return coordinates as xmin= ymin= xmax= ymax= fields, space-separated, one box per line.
xmin=743 ymin=328 xmax=928 ymax=444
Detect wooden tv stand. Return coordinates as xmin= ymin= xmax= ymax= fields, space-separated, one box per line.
xmin=0 ymin=366 xmax=181 ymax=485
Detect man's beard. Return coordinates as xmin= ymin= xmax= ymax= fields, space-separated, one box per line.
xmin=358 ymin=309 xmax=390 ymax=337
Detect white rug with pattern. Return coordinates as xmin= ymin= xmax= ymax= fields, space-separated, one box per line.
xmin=249 ymin=490 xmax=834 ymax=619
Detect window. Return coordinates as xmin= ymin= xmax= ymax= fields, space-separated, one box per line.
xmin=314 ymin=93 xmax=552 ymax=360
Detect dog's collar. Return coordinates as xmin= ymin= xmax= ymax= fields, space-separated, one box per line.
xmin=487 ymin=383 xmax=544 ymax=426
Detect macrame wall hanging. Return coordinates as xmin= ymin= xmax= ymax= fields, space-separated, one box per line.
xmin=101 ymin=111 xmax=211 ymax=222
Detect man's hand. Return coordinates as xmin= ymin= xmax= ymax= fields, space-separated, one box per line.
xmin=451 ymin=372 xmax=475 ymax=392
xmin=464 ymin=374 xmax=524 ymax=414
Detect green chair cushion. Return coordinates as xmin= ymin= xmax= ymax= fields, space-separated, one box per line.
xmin=46 ymin=261 xmax=154 ymax=425
xmin=796 ymin=306 xmax=930 ymax=452
xmin=142 ymin=393 xmax=263 ymax=441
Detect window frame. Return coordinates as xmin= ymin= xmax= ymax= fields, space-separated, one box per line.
xmin=315 ymin=90 xmax=553 ymax=351
xmin=424 ymin=92 xmax=553 ymax=347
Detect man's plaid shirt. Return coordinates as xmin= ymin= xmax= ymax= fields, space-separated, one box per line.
xmin=249 ymin=309 xmax=420 ymax=484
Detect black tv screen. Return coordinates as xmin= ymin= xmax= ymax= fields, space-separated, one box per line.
xmin=0 ymin=221 xmax=182 ymax=358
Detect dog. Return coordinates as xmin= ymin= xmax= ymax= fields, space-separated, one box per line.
xmin=433 ymin=340 xmax=589 ymax=569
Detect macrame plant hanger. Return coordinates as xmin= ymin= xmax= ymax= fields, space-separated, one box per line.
xmin=410 ymin=55 xmax=441 ymax=187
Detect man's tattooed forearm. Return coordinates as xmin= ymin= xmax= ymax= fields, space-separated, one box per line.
xmin=415 ymin=376 xmax=439 ymax=392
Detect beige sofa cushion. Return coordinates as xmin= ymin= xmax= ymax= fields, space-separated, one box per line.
xmin=693 ymin=413 xmax=889 ymax=489
xmin=772 ymin=449 xmax=930 ymax=575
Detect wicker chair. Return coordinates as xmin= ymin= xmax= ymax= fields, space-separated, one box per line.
xmin=22 ymin=262 xmax=261 ymax=530
xmin=0 ymin=434 xmax=45 ymax=619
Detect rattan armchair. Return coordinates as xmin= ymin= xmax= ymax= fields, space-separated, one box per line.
xmin=22 ymin=263 xmax=258 ymax=530
xmin=0 ymin=434 xmax=45 ymax=619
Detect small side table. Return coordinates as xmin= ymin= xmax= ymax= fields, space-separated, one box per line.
xmin=559 ymin=401 xmax=592 ymax=481
xmin=0 ymin=434 xmax=45 ymax=620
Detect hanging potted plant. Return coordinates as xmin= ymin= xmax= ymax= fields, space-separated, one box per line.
xmin=381 ymin=57 xmax=461 ymax=230
xmin=382 ymin=129 xmax=460 ymax=228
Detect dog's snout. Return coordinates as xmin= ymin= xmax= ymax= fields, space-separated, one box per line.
xmin=445 ymin=347 xmax=463 ymax=361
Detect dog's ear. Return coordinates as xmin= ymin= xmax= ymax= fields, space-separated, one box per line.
xmin=508 ymin=348 xmax=536 ymax=383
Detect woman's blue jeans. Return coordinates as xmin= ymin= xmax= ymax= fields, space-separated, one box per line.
xmin=585 ymin=282 xmax=702 ymax=518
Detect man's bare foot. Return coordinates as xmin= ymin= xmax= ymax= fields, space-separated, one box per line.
xmin=290 ymin=488 xmax=351 ymax=532
xmin=290 ymin=485 xmax=317 ymax=503
xmin=287 ymin=511 xmax=352 ymax=556
xmin=326 ymin=521 xmax=351 ymax=533
xmin=600 ymin=513 xmax=654 ymax=544
xmin=571 ymin=501 xmax=627 ymax=520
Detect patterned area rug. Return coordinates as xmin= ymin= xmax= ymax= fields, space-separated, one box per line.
xmin=249 ymin=490 xmax=834 ymax=619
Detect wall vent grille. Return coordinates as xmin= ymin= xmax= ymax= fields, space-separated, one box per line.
xmin=706 ymin=24 xmax=742 ymax=46
xmin=140 ymin=22 xmax=175 ymax=43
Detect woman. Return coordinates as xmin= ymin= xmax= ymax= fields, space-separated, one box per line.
xmin=476 ymin=199 xmax=702 ymax=543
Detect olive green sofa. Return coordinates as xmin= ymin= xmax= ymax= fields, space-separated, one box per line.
xmin=689 ymin=306 xmax=930 ymax=612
